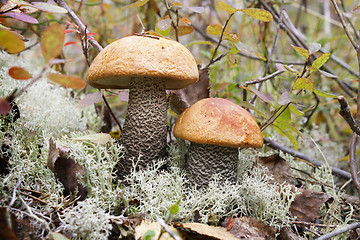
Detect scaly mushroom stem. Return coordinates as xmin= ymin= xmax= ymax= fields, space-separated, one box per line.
xmin=186 ymin=142 xmax=239 ymax=188
xmin=118 ymin=77 xmax=168 ymax=176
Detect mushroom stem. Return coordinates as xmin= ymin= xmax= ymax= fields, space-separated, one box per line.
xmin=186 ymin=142 xmax=239 ymax=188
xmin=119 ymin=77 xmax=168 ymax=175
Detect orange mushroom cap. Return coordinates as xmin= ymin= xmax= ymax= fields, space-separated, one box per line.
xmin=173 ymin=98 xmax=263 ymax=148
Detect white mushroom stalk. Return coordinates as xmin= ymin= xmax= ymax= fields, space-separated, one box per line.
xmin=173 ymin=98 xmax=263 ymax=188
xmin=86 ymin=35 xmax=198 ymax=177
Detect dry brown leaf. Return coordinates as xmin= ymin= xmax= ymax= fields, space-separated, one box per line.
xmin=168 ymin=67 xmax=209 ymax=115
xmin=135 ymin=220 xmax=184 ymax=240
xmin=258 ymin=154 xmax=296 ymax=185
xmin=221 ymin=216 xmax=276 ymax=240
xmin=0 ymin=207 xmax=17 ymax=240
xmin=47 ymin=138 xmax=87 ymax=201
xmin=289 ymin=188 xmax=332 ymax=222
xmin=174 ymin=222 xmax=238 ymax=240
xmin=279 ymin=227 xmax=307 ymax=240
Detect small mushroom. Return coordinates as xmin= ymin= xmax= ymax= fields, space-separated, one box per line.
xmin=173 ymin=98 xmax=263 ymax=188
xmin=86 ymin=35 xmax=198 ymax=175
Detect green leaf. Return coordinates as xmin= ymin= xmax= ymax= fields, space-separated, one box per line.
xmin=47 ymin=73 xmax=86 ymax=89
xmin=291 ymin=45 xmax=309 ymax=59
xmin=310 ymin=52 xmax=330 ymax=73
xmin=274 ymin=123 xmax=299 ymax=150
xmin=31 ymin=2 xmax=67 ymax=13
xmin=0 ymin=28 xmax=25 ymax=54
xmin=143 ymin=230 xmax=155 ymax=240
xmin=239 ymin=8 xmax=273 ymax=22
xmin=156 ymin=18 xmax=172 ymax=31
xmin=217 ymin=0 xmax=238 ymax=15
xmin=169 ymin=203 xmax=180 ymax=215
xmin=288 ymin=105 xmax=304 ymax=116
xmin=40 ymin=23 xmax=65 ymax=63
xmin=206 ymin=24 xmax=223 ymax=35
xmin=313 ymin=89 xmax=337 ymax=98
xmin=293 ymin=77 xmax=314 ymax=92
xmin=155 ymin=19 xmax=171 ymax=36
xmin=8 ymin=66 xmax=32 ymax=80
xmin=120 ymin=0 xmax=149 ymax=10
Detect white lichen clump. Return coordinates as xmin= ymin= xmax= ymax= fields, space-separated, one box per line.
xmin=0 ymin=51 xmax=100 ymax=137
xmin=59 ymin=198 xmax=112 ymax=239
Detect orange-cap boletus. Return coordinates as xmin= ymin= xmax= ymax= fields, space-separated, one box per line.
xmin=87 ymin=35 xmax=198 ymax=174
xmin=173 ymin=98 xmax=263 ymax=187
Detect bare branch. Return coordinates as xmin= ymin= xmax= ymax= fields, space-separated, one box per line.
xmin=338 ymin=96 xmax=360 ymax=135
xmin=316 ymin=222 xmax=360 ymax=240
xmin=350 ymin=133 xmax=360 ymax=197
xmin=263 ymin=137 xmax=354 ymax=180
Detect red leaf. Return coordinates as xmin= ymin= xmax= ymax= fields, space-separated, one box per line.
xmin=86 ymin=32 xmax=98 ymax=36
xmin=66 ymin=20 xmax=79 ymax=29
xmin=64 ymin=41 xmax=77 ymax=46
xmin=64 ymin=29 xmax=77 ymax=33
xmin=8 ymin=67 xmax=32 ymax=80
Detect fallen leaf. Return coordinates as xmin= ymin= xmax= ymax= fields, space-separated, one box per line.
xmin=279 ymin=227 xmax=307 ymax=240
xmin=0 ymin=207 xmax=17 ymax=240
xmin=258 ymin=154 xmax=296 ymax=185
xmin=290 ymin=188 xmax=332 ymax=222
xmin=47 ymin=138 xmax=87 ymax=201
xmin=174 ymin=222 xmax=238 ymax=240
xmin=135 ymin=220 xmax=184 ymax=240
xmin=220 ymin=216 xmax=276 ymax=240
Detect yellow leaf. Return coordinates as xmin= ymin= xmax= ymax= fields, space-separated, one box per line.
xmin=177 ymin=25 xmax=193 ymax=36
xmin=120 ymin=0 xmax=149 ymax=10
xmin=293 ymin=77 xmax=314 ymax=92
xmin=206 ymin=24 xmax=223 ymax=35
xmin=0 ymin=29 xmax=25 ymax=54
xmin=217 ymin=0 xmax=238 ymax=15
xmin=40 ymin=23 xmax=65 ymax=63
xmin=47 ymin=73 xmax=86 ymax=89
xmin=239 ymin=8 xmax=273 ymax=22
xmin=291 ymin=45 xmax=310 ymax=59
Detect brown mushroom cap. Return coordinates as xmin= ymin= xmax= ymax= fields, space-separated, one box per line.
xmin=86 ymin=35 xmax=199 ymax=90
xmin=173 ymin=98 xmax=263 ymax=148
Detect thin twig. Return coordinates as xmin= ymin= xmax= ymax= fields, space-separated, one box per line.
xmin=330 ymin=0 xmax=357 ymax=50
xmin=206 ymin=13 xmax=234 ymax=68
xmin=350 ymin=133 xmax=360 ymax=197
xmin=316 ymin=222 xmax=360 ymax=240
xmin=244 ymin=69 xmax=286 ymax=86
xmin=163 ymin=0 xmax=179 ymax=41
xmin=338 ymin=96 xmax=360 ymax=136
xmin=156 ymin=217 xmax=182 ymax=240
xmin=102 ymin=93 xmax=122 ymax=132
xmin=263 ymin=137 xmax=354 ymax=180
xmin=9 ymin=179 xmax=22 ymax=207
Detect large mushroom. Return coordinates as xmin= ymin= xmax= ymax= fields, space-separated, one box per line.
xmin=173 ymin=98 xmax=263 ymax=188
xmin=86 ymin=35 xmax=198 ymax=175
